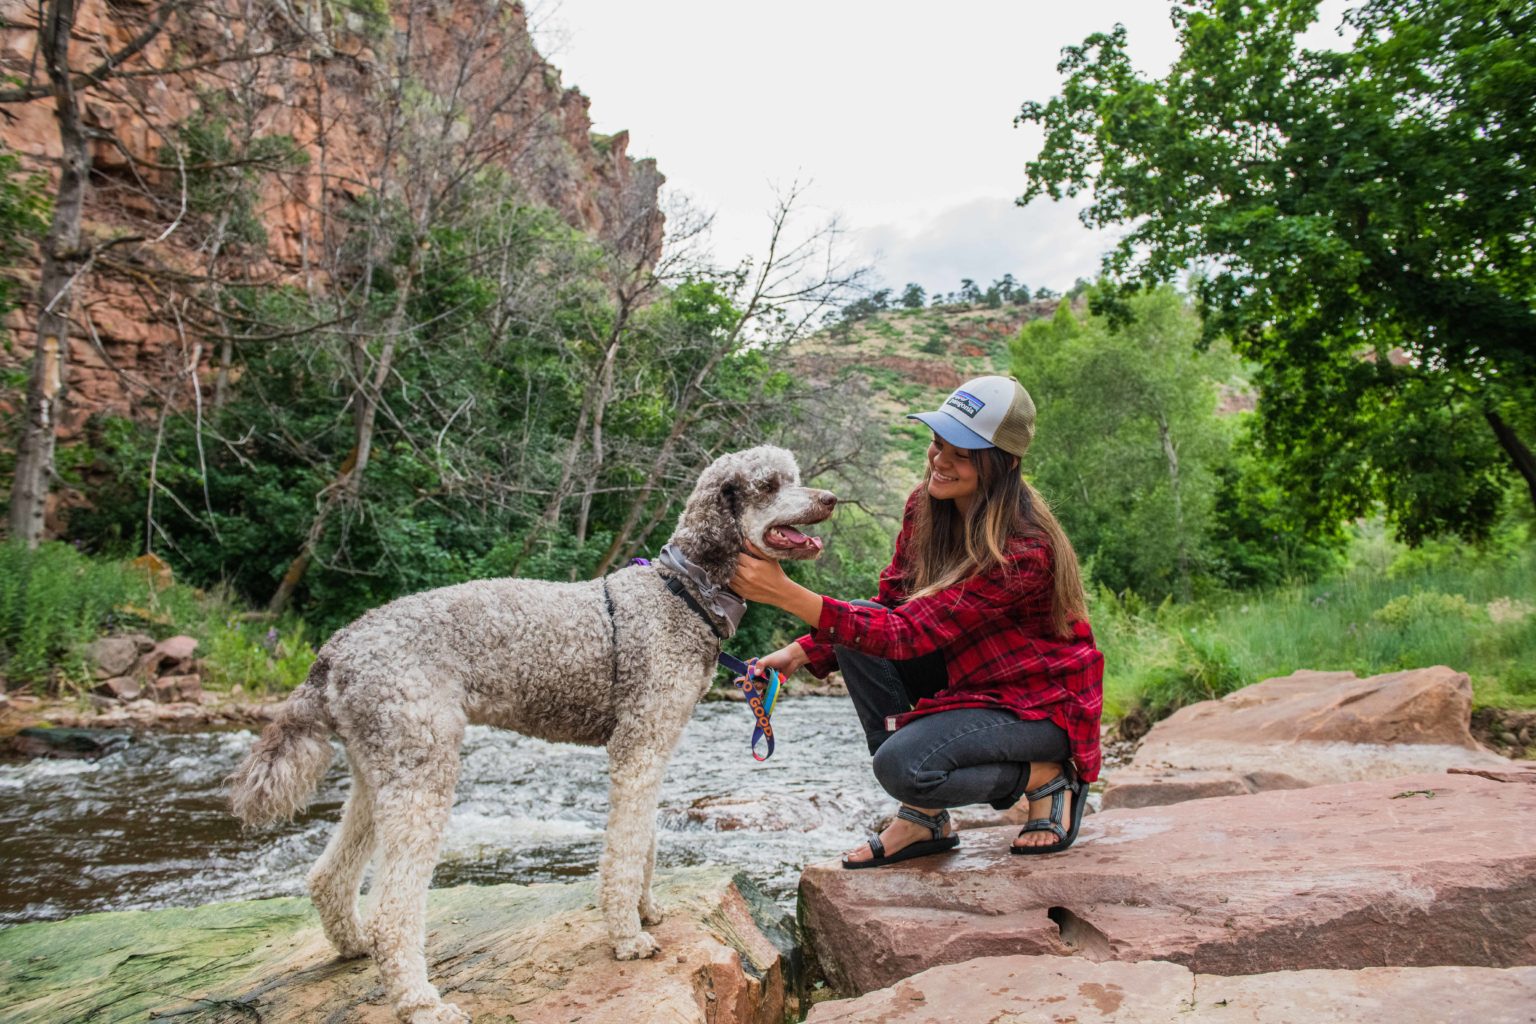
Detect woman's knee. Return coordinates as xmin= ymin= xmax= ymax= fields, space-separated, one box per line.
xmin=870 ymin=741 xmax=943 ymax=804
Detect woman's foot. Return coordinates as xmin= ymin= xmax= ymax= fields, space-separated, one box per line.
xmin=1011 ymin=762 xmax=1072 ymax=851
xmin=842 ymin=805 xmax=954 ymax=865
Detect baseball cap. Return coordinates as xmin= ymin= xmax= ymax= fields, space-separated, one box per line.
xmin=907 ymin=375 xmax=1036 ymax=457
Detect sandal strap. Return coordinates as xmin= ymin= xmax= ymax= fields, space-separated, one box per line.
xmin=866 ymin=834 xmax=886 ymax=859
xmin=1024 ymin=773 xmax=1069 ymax=803
xmin=895 ymin=805 xmax=951 ymax=839
xmin=1019 ymin=818 xmax=1068 ymax=840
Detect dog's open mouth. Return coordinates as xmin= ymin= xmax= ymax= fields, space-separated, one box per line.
xmin=764 ymin=523 xmax=825 ymax=557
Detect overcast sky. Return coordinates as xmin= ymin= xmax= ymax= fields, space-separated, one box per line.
xmin=532 ymin=2 xmax=1352 ymax=298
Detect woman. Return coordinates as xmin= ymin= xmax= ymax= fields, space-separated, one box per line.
xmin=731 ymin=375 xmax=1103 ymax=868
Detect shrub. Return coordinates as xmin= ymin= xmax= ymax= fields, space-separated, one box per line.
xmin=1371 ymin=591 xmax=1483 ymax=628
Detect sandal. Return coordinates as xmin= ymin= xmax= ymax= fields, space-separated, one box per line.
xmin=1010 ymin=765 xmax=1087 ymax=856
xmin=842 ymin=805 xmax=959 ymax=870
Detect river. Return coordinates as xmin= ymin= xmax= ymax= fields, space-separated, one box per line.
xmin=0 ymin=697 xmax=908 ymax=925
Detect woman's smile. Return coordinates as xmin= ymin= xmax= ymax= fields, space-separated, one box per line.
xmin=926 ymin=435 xmax=980 ymax=510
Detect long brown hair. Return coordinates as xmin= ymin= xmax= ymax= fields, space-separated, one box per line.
xmin=907 ymin=446 xmax=1088 ymax=639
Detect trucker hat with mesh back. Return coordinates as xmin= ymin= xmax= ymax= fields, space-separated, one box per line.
xmin=907 ymin=375 xmax=1036 ymax=458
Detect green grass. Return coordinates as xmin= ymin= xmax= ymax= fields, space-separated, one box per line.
xmin=1094 ymin=520 xmax=1536 ymax=722
xmin=0 ymin=540 xmax=315 ymax=696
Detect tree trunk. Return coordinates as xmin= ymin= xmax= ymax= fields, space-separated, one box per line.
xmin=267 ymin=250 xmax=418 ymax=615
xmin=1486 ymin=407 xmax=1536 ymax=516
xmin=1156 ymin=410 xmax=1191 ymax=601
xmin=7 ymin=0 xmax=86 ymax=546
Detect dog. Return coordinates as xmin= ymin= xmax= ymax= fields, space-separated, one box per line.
xmin=228 ymin=445 xmax=834 ymax=1024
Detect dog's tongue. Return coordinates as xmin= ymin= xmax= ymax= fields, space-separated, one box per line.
xmin=782 ymin=527 xmax=824 ymax=550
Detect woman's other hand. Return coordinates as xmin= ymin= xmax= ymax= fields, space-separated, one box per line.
xmin=754 ymin=642 xmax=809 ymax=681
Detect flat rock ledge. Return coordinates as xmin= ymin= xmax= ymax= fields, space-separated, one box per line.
xmin=0 ymin=868 xmax=797 ymax=1024
xmin=799 ymin=771 xmax=1536 ymax=997
xmin=804 ymin=955 xmax=1536 ymax=1024
xmin=1104 ymin=667 xmax=1513 ymax=810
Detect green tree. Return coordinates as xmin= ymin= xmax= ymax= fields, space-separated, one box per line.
xmin=1017 ymin=0 xmax=1536 ymax=543
xmin=1012 ymin=289 xmax=1239 ymax=600
xmin=899 ymin=282 xmax=926 ymax=309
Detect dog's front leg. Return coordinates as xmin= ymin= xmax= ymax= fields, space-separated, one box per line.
xmin=600 ymin=734 xmax=669 ymax=960
xmin=638 ymin=827 xmax=663 ymax=927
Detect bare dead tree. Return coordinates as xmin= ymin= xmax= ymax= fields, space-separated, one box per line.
xmin=590 ymin=181 xmax=868 ymax=576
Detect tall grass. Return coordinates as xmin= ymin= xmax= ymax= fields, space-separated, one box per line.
xmin=0 ymin=541 xmax=315 ymax=695
xmin=1094 ymin=520 xmax=1536 ymax=722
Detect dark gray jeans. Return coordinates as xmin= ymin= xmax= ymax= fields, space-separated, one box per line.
xmin=837 ymin=602 xmax=1069 ymax=811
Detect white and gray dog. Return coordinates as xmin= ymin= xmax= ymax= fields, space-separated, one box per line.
xmin=228 ymin=445 xmax=834 ymax=1024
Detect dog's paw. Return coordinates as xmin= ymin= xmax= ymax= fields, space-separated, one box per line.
xmin=639 ymin=900 xmax=664 ymax=927
xmin=406 ymin=1001 xmax=470 ymax=1024
xmin=612 ymin=931 xmax=661 ymax=960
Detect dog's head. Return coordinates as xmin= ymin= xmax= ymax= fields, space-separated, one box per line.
xmin=671 ymin=445 xmax=836 ymax=579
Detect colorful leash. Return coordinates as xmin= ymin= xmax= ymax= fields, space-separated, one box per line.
xmin=717 ymin=652 xmax=781 ymax=761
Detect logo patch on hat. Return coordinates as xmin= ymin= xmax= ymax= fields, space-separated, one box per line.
xmin=945 ymin=390 xmax=985 ymax=419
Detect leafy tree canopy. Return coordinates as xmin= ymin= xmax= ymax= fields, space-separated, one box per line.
xmin=1018 ymin=0 xmax=1536 ymax=543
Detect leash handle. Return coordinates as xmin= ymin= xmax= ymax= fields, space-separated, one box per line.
xmin=718 ymin=653 xmax=780 ymax=760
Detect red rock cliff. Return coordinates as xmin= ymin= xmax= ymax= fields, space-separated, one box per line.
xmin=0 ymin=0 xmax=663 ymax=437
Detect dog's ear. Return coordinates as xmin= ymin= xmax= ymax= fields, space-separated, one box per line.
xmin=670 ymin=456 xmax=749 ymax=583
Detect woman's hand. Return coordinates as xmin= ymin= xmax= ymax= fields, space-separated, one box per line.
xmin=731 ymin=551 xmax=825 ymax=627
xmin=753 ymin=642 xmax=809 ymax=681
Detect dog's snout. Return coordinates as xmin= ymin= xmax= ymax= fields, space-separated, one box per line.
xmin=818 ymin=491 xmax=837 ymax=508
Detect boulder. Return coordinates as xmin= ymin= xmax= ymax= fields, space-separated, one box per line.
xmin=92 ymin=676 xmax=142 ymax=701
xmin=5 ymin=726 xmax=131 ymax=760
xmin=151 ymin=674 xmax=203 ymax=703
xmin=80 ymin=635 xmax=152 ymax=679
xmin=136 ymin=635 xmax=199 ymax=678
xmin=804 ymin=955 xmax=1536 ymax=1024
xmin=0 ymin=868 xmax=798 ymax=1024
xmin=798 ymin=771 xmax=1536 ymax=996
xmin=1103 ymin=667 xmax=1512 ymax=810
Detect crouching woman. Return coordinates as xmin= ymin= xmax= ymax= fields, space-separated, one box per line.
xmin=732 ymin=375 xmax=1103 ymax=867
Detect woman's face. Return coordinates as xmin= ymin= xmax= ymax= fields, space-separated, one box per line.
xmin=926 ymin=434 xmax=981 ymax=507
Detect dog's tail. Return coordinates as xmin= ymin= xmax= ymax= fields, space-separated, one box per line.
xmin=228 ymin=656 xmax=335 ymax=827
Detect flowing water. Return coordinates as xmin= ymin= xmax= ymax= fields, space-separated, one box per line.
xmin=0 ymin=697 xmax=904 ymax=925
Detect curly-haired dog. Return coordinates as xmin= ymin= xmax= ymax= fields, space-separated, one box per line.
xmin=228 ymin=446 xmax=834 ymax=1024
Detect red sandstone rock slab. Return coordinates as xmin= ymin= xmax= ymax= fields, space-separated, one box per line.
xmin=804 ymin=955 xmax=1536 ymax=1024
xmin=1104 ymin=667 xmax=1513 ymax=809
xmin=798 ymin=772 xmax=1536 ymax=996
xmin=0 ymin=868 xmax=791 ymax=1024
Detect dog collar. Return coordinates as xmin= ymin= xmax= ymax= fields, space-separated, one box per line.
xmin=654 ymin=543 xmax=746 ymax=638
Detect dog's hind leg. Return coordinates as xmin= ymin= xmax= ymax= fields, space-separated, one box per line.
xmin=308 ymin=750 xmax=376 ymax=959
xmin=364 ymin=732 xmax=467 ymax=1024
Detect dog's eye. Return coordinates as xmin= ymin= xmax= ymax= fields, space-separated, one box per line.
xmin=757 ymin=478 xmax=780 ymax=494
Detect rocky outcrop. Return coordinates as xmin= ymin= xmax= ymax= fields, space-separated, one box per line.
xmin=0 ymin=0 xmax=663 ymax=449
xmin=798 ymin=771 xmax=1536 ymax=996
xmin=804 ymin=955 xmax=1536 ymax=1024
xmin=1103 ymin=667 xmax=1512 ymax=809
xmin=0 ymin=867 xmax=796 ymax=1024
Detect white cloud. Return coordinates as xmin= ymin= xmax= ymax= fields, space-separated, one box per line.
xmin=853 ymin=195 xmax=1115 ymax=298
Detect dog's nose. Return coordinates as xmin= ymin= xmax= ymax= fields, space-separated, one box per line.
xmin=819 ymin=491 xmax=837 ymax=508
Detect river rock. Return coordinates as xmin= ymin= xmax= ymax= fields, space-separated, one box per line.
xmin=136 ymin=635 xmax=199 ymax=678
xmin=80 ymin=634 xmax=153 ymax=679
xmin=5 ymin=726 xmax=131 ymax=760
xmin=151 ymin=674 xmax=203 ymax=703
xmin=0 ymin=868 xmax=797 ymax=1024
xmin=798 ymin=771 xmax=1536 ymax=996
xmin=1103 ymin=667 xmax=1513 ymax=809
xmin=91 ymin=676 xmax=142 ymax=701
xmin=804 ymin=955 xmax=1536 ymax=1024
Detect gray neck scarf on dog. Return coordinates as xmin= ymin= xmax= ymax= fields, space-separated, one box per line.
xmin=656 ymin=543 xmax=746 ymax=638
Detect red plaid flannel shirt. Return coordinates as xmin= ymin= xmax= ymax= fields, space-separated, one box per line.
xmin=796 ymin=491 xmax=1105 ymax=782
